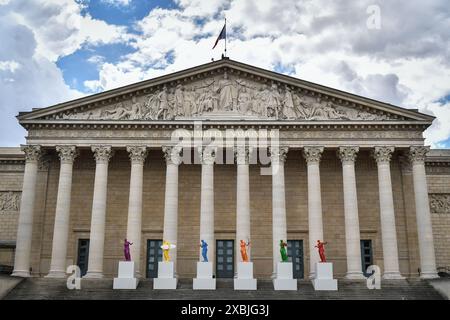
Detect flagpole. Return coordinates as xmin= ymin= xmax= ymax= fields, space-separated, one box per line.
xmin=224 ymin=17 xmax=227 ymax=58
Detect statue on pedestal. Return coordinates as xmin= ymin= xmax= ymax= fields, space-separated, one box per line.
xmin=240 ymin=239 xmax=250 ymax=262
xmin=161 ymin=240 xmax=176 ymax=262
xmin=315 ymin=240 xmax=328 ymax=262
xmin=123 ymin=239 xmax=133 ymax=261
xmin=200 ymin=240 xmax=208 ymax=262
xmin=280 ymin=240 xmax=288 ymax=262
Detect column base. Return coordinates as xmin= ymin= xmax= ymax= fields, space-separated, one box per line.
xmin=83 ymin=271 xmax=104 ymax=279
xmin=420 ymin=272 xmax=439 ymax=280
xmin=11 ymin=270 xmax=31 ymax=278
xmin=45 ymin=270 xmax=67 ymax=278
xmin=344 ymin=271 xmax=365 ymax=280
xmin=382 ymin=272 xmax=405 ymax=280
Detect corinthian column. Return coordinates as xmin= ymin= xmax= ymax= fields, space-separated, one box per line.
xmin=125 ymin=146 xmax=148 ymax=277
xmin=162 ymin=146 xmax=182 ymax=275
xmin=12 ymin=145 xmax=42 ymax=277
xmin=269 ymin=146 xmax=289 ymax=277
xmin=372 ymin=146 xmax=404 ymax=279
xmin=409 ymin=146 xmax=438 ymax=279
xmin=235 ymin=146 xmax=252 ymax=263
xmin=84 ymin=145 xmax=113 ymax=279
xmin=47 ymin=146 xmax=78 ymax=278
xmin=303 ymin=146 xmax=325 ymax=278
xmin=338 ymin=146 xmax=364 ymax=279
xmin=198 ymin=146 xmax=216 ymax=265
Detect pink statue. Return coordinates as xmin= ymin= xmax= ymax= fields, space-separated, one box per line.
xmin=315 ymin=240 xmax=327 ymax=262
xmin=124 ymin=239 xmax=133 ymax=261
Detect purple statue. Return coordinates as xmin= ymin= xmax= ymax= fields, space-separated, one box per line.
xmin=124 ymin=239 xmax=133 ymax=261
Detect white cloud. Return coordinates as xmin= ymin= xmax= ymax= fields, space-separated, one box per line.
xmin=8 ymin=0 xmax=132 ymax=62
xmin=0 ymin=60 xmax=21 ymax=73
xmin=101 ymin=0 xmax=132 ymax=7
xmin=2 ymin=0 xmax=450 ymax=148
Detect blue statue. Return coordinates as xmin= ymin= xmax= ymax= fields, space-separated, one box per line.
xmin=200 ymin=240 xmax=208 ymax=262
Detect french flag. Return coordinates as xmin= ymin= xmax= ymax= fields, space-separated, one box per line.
xmin=212 ymin=23 xmax=226 ymax=49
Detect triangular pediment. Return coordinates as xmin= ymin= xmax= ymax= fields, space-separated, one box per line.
xmin=18 ymin=59 xmax=434 ymax=123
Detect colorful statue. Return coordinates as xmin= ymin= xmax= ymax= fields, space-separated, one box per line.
xmin=123 ymin=239 xmax=133 ymax=261
xmin=200 ymin=240 xmax=208 ymax=262
xmin=280 ymin=240 xmax=288 ymax=262
xmin=240 ymin=240 xmax=250 ymax=262
xmin=161 ymin=240 xmax=176 ymax=262
xmin=315 ymin=240 xmax=328 ymax=262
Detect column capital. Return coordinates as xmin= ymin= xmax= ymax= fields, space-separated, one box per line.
xmin=338 ymin=146 xmax=359 ymax=163
xmin=91 ymin=145 xmax=114 ymax=163
xmin=234 ymin=146 xmax=253 ymax=165
xmin=127 ymin=146 xmax=148 ymax=163
xmin=198 ymin=146 xmax=217 ymax=165
xmin=372 ymin=146 xmax=395 ymax=164
xmin=269 ymin=146 xmax=289 ymax=163
xmin=56 ymin=146 xmax=78 ymax=164
xmin=162 ymin=146 xmax=183 ymax=165
xmin=21 ymin=145 xmax=42 ymax=162
xmin=303 ymin=146 xmax=324 ymax=164
xmin=408 ymin=146 xmax=430 ymax=164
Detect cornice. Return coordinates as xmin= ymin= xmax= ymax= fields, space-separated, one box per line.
xmin=19 ymin=119 xmax=431 ymax=131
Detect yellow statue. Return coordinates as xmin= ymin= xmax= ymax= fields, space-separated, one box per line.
xmin=161 ymin=240 xmax=176 ymax=262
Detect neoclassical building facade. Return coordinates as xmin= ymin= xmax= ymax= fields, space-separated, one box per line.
xmin=0 ymin=59 xmax=449 ymax=281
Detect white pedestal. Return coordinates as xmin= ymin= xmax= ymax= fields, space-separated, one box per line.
xmin=113 ymin=261 xmax=138 ymax=290
xmin=193 ymin=262 xmax=216 ymax=290
xmin=234 ymin=262 xmax=257 ymax=290
xmin=273 ymin=262 xmax=297 ymax=290
xmin=153 ymin=261 xmax=177 ymax=290
xmin=312 ymin=262 xmax=338 ymax=291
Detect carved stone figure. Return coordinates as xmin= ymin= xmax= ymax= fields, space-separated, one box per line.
xmin=282 ymin=86 xmax=297 ymax=119
xmin=217 ymin=73 xmax=238 ymax=111
xmin=265 ymin=84 xmax=282 ymax=119
xmin=0 ymin=191 xmax=21 ymax=212
xmin=156 ymin=86 xmax=171 ymax=120
xmin=50 ymin=74 xmax=393 ymax=121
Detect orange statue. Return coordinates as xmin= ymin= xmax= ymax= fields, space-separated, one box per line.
xmin=240 ymin=240 xmax=250 ymax=262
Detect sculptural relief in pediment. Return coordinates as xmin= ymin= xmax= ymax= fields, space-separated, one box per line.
xmin=52 ymin=73 xmax=392 ymax=121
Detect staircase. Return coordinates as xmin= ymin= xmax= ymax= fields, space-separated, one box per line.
xmin=3 ymin=278 xmax=445 ymax=300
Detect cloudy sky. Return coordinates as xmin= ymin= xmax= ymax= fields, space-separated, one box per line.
xmin=0 ymin=0 xmax=449 ymax=147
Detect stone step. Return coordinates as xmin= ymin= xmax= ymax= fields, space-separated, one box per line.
xmin=3 ymin=277 xmax=444 ymax=300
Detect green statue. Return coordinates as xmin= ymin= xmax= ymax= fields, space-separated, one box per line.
xmin=280 ymin=240 xmax=288 ymax=262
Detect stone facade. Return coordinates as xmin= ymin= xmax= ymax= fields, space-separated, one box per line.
xmin=1 ymin=147 xmax=449 ymax=278
xmin=1 ymin=59 xmax=449 ymax=280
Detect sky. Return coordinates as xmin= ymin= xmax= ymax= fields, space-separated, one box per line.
xmin=0 ymin=0 xmax=449 ymax=148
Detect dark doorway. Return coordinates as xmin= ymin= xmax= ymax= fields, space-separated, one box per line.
xmin=146 ymin=239 xmax=163 ymax=278
xmin=76 ymin=239 xmax=90 ymax=277
xmin=287 ymin=240 xmax=304 ymax=279
xmin=360 ymin=239 xmax=373 ymax=276
xmin=216 ymin=240 xmax=234 ymax=278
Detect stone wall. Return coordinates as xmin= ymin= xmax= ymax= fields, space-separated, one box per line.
xmin=0 ymin=160 xmax=24 ymax=266
xmin=426 ymin=168 xmax=450 ymax=272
